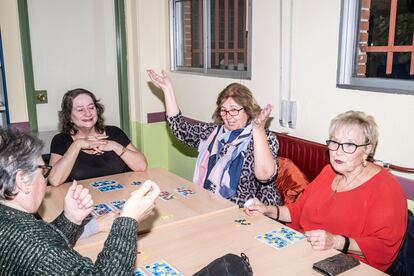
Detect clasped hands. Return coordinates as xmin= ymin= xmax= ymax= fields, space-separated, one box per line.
xmin=75 ymin=136 xmax=120 ymax=155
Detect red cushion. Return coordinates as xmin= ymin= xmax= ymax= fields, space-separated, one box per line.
xmin=276 ymin=157 xmax=310 ymax=204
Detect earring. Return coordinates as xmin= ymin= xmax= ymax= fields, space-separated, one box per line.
xmin=362 ymin=159 xmax=367 ymax=167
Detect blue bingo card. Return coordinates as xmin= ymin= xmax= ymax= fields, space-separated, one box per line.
xmin=274 ymin=226 xmax=305 ymax=243
xmin=109 ymin=199 xmax=126 ymax=211
xmin=98 ymin=183 xmax=124 ymax=192
xmin=90 ymin=179 xmax=117 ymax=188
xmin=256 ymin=230 xmax=289 ymax=250
xmin=174 ymin=185 xmax=196 ymax=197
xmin=145 ymin=260 xmax=182 ymax=276
xmin=92 ymin=203 xmax=113 ymax=217
xmin=134 ymin=268 xmax=148 ymax=276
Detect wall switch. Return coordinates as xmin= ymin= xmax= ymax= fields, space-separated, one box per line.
xmin=279 ymin=100 xmax=289 ymax=127
xmin=288 ymin=101 xmax=297 ymax=129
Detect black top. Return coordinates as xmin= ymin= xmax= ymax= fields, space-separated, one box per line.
xmin=50 ymin=125 xmax=132 ymax=182
xmin=0 ymin=203 xmax=138 ymax=275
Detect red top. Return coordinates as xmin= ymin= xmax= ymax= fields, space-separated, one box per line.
xmin=287 ymin=165 xmax=407 ymax=271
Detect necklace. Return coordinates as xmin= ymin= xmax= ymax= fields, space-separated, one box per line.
xmin=331 ymin=167 xmax=365 ymax=197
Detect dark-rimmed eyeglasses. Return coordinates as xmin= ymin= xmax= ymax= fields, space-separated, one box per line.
xmin=219 ymin=107 xmax=244 ymax=117
xmin=326 ymin=140 xmax=370 ymax=154
xmin=37 ymin=165 xmax=52 ymax=178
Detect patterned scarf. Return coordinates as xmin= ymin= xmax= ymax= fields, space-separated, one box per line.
xmin=193 ymin=124 xmax=252 ymax=198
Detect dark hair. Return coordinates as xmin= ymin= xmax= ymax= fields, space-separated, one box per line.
xmin=0 ymin=128 xmax=44 ymax=200
xmin=59 ymin=88 xmax=105 ymax=135
xmin=212 ymin=83 xmax=261 ymax=124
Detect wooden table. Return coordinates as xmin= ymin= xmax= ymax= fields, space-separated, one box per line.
xmin=39 ymin=168 xmax=236 ymax=231
xmin=39 ymin=168 xmax=384 ymax=275
xmin=77 ymin=207 xmax=384 ymax=275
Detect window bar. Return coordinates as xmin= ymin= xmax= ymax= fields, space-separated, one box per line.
xmin=224 ymin=0 xmax=229 ymax=65
xmin=386 ymin=0 xmax=398 ymax=75
xmin=234 ymin=0 xmax=239 ymax=66
xmin=215 ymin=0 xmax=220 ymax=67
xmin=198 ymin=0 xmax=204 ymax=66
xmin=411 ymin=34 xmax=414 ymax=75
xmin=243 ymin=0 xmax=247 ymax=67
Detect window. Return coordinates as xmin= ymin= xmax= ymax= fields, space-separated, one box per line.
xmin=169 ymin=0 xmax=252 ymax=79
xmin=337 ymin=0 xmax=414 ymax=94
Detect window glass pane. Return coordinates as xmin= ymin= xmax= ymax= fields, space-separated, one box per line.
xmin=175 ymin=0 xmax=203 ymax=69
xmin=395 ymin=0 xmax=414 ymax=46
xmin=210 ymin=0 xmax=247 ymax=71
xmin=367 ymin=52 xmax=414 ymax=79
xmin=357 ymin=0 xmax=413 ymax=81
xmin=171 ymin=0 xmax=250 ymax=77
xmin=367 ymin=0 xmax=389 ymax=46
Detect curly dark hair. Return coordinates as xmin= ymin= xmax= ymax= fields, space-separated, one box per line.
xmin=212 ymin=83 xmax=261 ymax=125
xmin=59 ymin=88 xmax=105 ymax=135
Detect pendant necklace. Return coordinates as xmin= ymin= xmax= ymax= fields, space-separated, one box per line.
xmin=331 ymin=168 xmax=365 ymax=197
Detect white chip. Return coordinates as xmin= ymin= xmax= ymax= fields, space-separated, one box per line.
xmin=244 ymin=198 xmax=254 ymax=208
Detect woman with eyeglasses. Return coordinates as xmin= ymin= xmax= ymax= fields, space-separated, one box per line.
xmin=245 ymin=111 xmax=407 ymax=272
xmin=147 ymin=70 xmax=282 ymax=207
xmin=0 ymin=128 xmax=160 ymax=275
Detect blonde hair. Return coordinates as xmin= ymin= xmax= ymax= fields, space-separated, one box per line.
xmin=329 ymin=111 xmax=378 ymax=157
xmin=212 ymin=83 xmax=261 ymax=124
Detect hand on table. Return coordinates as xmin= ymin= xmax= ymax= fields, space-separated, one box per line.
xmin=304 ymin=229 xmax=336 ymax=251
xmin=64 ymin=180 xmax=94 ymax=225
xmin=121 ymin=180 xmax=160 ymax=223
xmin=244 ymin=198 xmax=267 ymax=216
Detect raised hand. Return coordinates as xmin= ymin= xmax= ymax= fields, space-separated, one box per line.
xmin=121 ymin=180 xmax=160 ymax=222
xmin=147 ymin=69 xmax=174 ymax=94
xmin=252 ymin=104 xmax=272 ymax=130
xmin=147 ymin=69 xmax=180 ymax=116
xmin=63 ymin=180 xmax=94 ymax=225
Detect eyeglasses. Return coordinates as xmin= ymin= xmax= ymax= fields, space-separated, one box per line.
xmin=219 ymin=107 xmax=244 ymax=117
xmin=326 ymin=140 xmax=370 ymax=154
xmin=37 ymin=165 xmax=52 ymax=178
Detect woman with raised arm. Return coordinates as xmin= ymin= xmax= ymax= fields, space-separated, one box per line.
xmin=147 ymin=69 xmax=282 ymax=207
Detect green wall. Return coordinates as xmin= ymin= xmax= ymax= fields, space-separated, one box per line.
xmin=131 ymin=121 xmax=197 ymax=181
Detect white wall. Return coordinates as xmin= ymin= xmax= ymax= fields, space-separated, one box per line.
xmin=125 ymin=0 xmax=168 ymax=124
xmin=28 ymin=0 xmax=119 ymax=131
xmin=0 ymin=0 xmax=29 ymax=124
xmin=140 ymin=0 xmax=414 ymax=176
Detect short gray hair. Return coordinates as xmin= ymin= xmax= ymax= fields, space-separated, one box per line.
xmin=0 ymin=128 xmax=44 ymax=200
xmin=329 ymin=111 xmax=378 ymax=157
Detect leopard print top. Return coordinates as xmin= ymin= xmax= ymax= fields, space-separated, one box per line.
xmin=167 ymin=113 xmax=282 ymax=206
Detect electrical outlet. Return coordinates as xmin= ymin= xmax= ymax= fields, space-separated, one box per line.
xmin=35 ymin=90 xmax=48 ymax=104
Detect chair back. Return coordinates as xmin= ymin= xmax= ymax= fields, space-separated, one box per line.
xmin=386 ymin=209 xmax=414 ymax=276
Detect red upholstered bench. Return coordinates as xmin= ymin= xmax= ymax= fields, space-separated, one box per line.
xmin=273 ymin=133 xmax=329 ymax=204
xmin=273 ymin=132 xmax=414 ymax=203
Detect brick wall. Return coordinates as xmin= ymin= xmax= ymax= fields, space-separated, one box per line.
xmin=357 ymin=0 xmax=371 ymax=77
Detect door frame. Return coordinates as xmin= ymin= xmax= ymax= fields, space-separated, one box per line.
xmin=17 ymin=0 xmax=131 ymax=136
